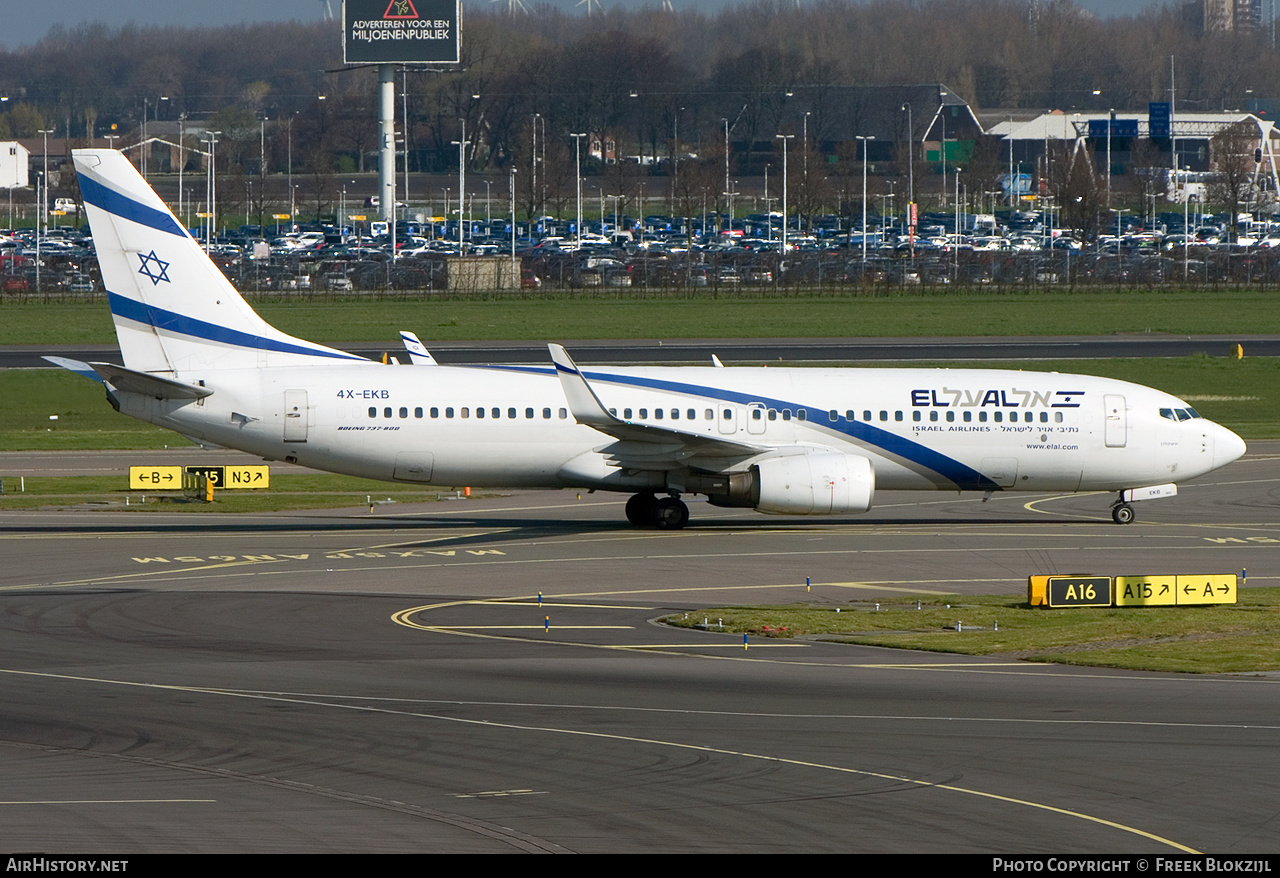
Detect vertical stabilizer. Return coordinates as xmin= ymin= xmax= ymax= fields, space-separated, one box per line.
xmin=74 ymin=149 xmax=367 ymax=373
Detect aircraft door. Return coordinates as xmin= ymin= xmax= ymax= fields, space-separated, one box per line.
xmin=284 ymin=389 xmax=309 ymax=442
xmin=1104 ymin=394 xmax=1127 ymax=448
xmin=747 ymin=403 xmax=766 ymax=434
xmin=718 ymin=404 xmax=739 ymax=435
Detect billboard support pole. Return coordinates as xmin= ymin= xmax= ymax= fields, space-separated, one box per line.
xmin=379 ymin=63 xmax=396 ymax=227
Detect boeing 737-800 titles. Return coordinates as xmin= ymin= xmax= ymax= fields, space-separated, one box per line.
xmin=48 ymin=150 xmax=1246 ymax=528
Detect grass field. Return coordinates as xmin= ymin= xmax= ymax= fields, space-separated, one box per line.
xmin=661 ymin=589 xmax=1280 ymax=674
xmin=6 ymin=287 xmax=1280 ymax=344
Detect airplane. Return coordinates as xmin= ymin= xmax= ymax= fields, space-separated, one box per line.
xmin=49 ymin=149 xmax=1246 ymax=529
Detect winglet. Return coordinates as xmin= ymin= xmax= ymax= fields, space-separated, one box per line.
xmin=400 ymin=330 xmax=438 ymax=366
xmin=548 ymin=344 xmax=616 ymax=429
xmin=711 ymin=354 xmax=724 ymax=368
xmin=43 ymin=356 xmax=104 ymax=383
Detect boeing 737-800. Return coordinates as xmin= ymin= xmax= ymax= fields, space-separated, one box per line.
xmin=49 ymin=149 xmax=1246 ymax=528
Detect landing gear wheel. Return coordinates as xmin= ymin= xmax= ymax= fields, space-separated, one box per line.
xmin=653 ymin=496 xmax=690 ymax=530
xmin=1112 ymin=503 xmax=1135 ymax=525
xmin=625 ymin=492 xmax=658 ymax=526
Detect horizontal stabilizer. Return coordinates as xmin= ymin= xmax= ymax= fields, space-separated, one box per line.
xmin=89 ymin=362 xmax=213 ymax=400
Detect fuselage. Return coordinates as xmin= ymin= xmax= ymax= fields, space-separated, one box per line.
xmin=116 ymin=360 xmax=1244 ymax=497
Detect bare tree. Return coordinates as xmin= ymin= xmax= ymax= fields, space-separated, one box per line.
xmin=1209 ymin=121 xmax=1260 ymax=242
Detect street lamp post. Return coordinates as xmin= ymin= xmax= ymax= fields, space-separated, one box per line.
xmin=856 ymin=135 xmax=874 ymax=263
xmin=901 ymin=102 xmax=914 ymax=214
xmin=38 ymin=127 xmax=53 ymax=292
xmin=570 ymin=133 xmax=587 ymax=248
xmin=451 ymin=121 xmax=470 ymax=254
xmin=775 ymin=134 xmax=794 ymax=252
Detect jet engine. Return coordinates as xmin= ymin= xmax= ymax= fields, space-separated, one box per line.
xmin=698 ymin=452 xmax=875 ymax=515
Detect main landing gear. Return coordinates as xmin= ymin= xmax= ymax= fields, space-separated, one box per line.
xmin=625 ymin=492 xmax=690 ymax=530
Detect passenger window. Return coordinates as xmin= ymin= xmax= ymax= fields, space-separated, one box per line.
xmin=430 ymin=407 xmax=439 ymax=418
xmin=671 ymin=409 xmax=679 ymax=420
xmin=846 ymin=410 xmax=855 ymax=421
xmin=384 ymin=407 xmax=392 ymax=418
xmin=797 ymin=409 xmax=807 ymax=421
xmin=687 ymin=409 xmax=696 ymax=420
xmin=446 ymin=407 xmax=454 ymax=418
xmin=912 ymin=410 xmax=921 ymax=422
xmin=559 ymin=408 xmax=567 ymax=419
xmin=1055 ymin=412 xmax=1063 ymax=423
xmin=895 ymin=411 xmax=903 ymax=422
xmin=415 ymin=407 xmax=423 ymax=418
xmin=542 ymin=407 xmax=551 ymax=419
xmin=640 ymin=408 xmax=648 ymax=419
xmin=829 ymin=410 xmax=838 ymax=422
xmin=962 ymin=411 xmax=971 ymax=422
xmin=978 ymin=411 xmax=986 ymax=422
xmin=879 ymin=411 xmax=888 ymax=421
xmin=493 ymin=408 xmax=501 ymax=419
xmin=946 ymin=411 xmax=955 ymax=422
xmin=863 ymin=410 xmax=871 ymax=421
xmin=508 ymin=408 xmax=516 ymax=419
xmin=624 ymin=408 xmax=633 ymax=419
xmin=476 ymin=407 xmax=485 ymax=419
xmin=782 ymin=410 xmax=792 ymax=421
xmin=526 ymin=407 xmax=534 ymax=419
xmin=1039 ymin=412 xmax=1048 ymax=423
xmin=399 ymin=407 xmax=408 ymax=419
xmin=994 ymin=411 xmax=1002 ymax=422
xmin=768 ymin=409 xmax=777 ymax=420
xmin=654 ymin=408 xmax=663 ymax=420
xmin=368 ymin=407 xmax=377 ymax=418
xmin=461 ymin=407 xmax=470 ymax=418
xmin=930 ymin=411 xmax=938 ymax=422
xmin=752 ymin=409 xmax=762 ymax=420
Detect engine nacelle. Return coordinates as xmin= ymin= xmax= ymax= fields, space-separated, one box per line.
xmin=753 ymin=452 xmax=875 ymax=515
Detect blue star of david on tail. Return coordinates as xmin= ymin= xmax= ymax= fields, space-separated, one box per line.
xmin=137 ymin=250 xmax=171 ymax=285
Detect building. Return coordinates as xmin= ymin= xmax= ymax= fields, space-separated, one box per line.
xmin=0 ymin=142 xmax=30 ymax=189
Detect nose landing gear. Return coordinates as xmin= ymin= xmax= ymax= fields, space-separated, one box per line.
xmin=1111 ymin=502 xmax=1135 ymax=525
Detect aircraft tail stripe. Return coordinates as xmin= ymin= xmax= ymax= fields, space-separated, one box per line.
xmin=78 ymin=173 xmax=187 ymax=238
xmin=106 ymin=292 xmax=366 ymax=362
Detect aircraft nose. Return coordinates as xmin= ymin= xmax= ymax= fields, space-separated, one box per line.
xmin=1212 ymin=422 xmax=1247 ymax=470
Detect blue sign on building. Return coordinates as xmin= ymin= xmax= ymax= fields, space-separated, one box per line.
xmin=1149 ymin=102 xmax=1171 ymax=139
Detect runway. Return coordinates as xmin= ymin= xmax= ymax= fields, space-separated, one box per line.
xmin=1 ymin=446 xmax=1278 ymax=852
xmin=7 ymin=332 xmax=1274 ymax=369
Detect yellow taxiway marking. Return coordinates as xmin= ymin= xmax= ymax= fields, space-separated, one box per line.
xmin=428 ymin=625 xmax=633 ymax=631
xmin=0 ymin=666 xmax=1199 ymax=854
xmin=0 ymin=798 xmax=213 ymax=805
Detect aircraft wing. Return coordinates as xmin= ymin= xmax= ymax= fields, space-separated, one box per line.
xmin=549 ymin=343 xmax=767 ymax=469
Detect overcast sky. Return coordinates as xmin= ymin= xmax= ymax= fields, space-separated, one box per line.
xmin=4 ymin=0 xmax=1181 ymax=50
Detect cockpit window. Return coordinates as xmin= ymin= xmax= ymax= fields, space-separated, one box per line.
xmin=1161 ymin=407 xmax=1204 ymax=422
xmin=1160 ymin=408 xmax=1175 ymax=421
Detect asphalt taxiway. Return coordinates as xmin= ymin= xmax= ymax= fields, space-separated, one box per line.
xmin=0 ymin=446 xmax=1278 ymax=853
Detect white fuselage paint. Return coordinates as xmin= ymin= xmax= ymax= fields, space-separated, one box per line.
xmin=121 ymin=361 xmax=1228 ymax=495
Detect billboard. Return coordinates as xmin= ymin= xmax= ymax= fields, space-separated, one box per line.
xmin=344 ymin=0 xmax=461 ymax=64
